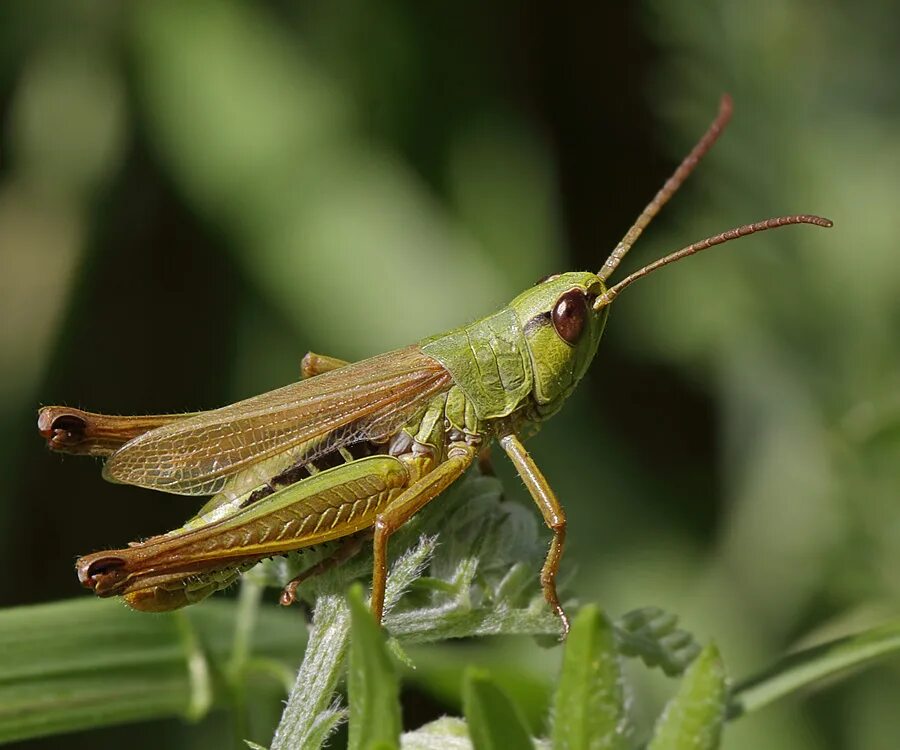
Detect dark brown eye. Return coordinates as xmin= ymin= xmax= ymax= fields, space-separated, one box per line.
xmin=551 ymin=290 xmax=588 ymax=345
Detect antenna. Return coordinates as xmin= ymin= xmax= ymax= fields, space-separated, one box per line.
xmin=598 ymin=94 xmax=733 ymax=281
xmin=593 ymin=215 xmax=833 ymax=310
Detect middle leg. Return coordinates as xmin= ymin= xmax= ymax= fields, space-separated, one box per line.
xmin=370 ymin=445 xmax=476 ymax=623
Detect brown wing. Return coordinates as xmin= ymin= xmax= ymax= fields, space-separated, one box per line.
xmin=102 ymin=346 xmax=451 ymax=496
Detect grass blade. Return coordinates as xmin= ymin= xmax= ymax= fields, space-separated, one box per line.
xmin=0 ymin=597 xmax=304 ymax=745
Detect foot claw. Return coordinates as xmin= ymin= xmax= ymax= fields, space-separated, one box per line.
xmin=280 ymin=585 xmax=298 ymax=606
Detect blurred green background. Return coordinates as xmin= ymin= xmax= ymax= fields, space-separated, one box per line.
xmin=2 ymin=0 xmax=899 ymax=748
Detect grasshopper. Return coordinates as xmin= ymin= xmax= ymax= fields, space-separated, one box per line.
xmin=38 ymin=96 xmax=831 ymax=635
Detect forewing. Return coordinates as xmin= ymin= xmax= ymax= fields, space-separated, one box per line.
xmin=102 ymin=346 xmax=451 ymax=495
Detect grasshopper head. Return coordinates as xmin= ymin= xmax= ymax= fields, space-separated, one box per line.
xmin=509 ymin=98 xmax=834 ymax=418
xmin=511 ymin=271 xmax=609 ymax=416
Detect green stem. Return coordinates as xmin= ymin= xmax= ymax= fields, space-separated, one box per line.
xmin=229 ymin=577 xmax=265 ymax=679
xmin=729 ymin=618 xmax=900 ymax=717
xmin=227 ymin=578 xmax=265 ymax=744
xmin=270 ymin=591 xmax=350 ymax=750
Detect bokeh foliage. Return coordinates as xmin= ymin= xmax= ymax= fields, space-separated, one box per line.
xmin=2 ymin=1 xmax=899 ymax=748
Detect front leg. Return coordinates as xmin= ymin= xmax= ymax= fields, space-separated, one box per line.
xmin=498 ymin=433 xmax=569 ymax=637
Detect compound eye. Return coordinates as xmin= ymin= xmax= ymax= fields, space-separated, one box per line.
xmin=551 ymin=290 xmax=588 ymax=345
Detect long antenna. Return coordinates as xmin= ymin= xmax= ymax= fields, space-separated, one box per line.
xmin=593 ymin=215 xmax=833 ymax=310
xmin=598 ymin=94 xmax=733 ymax=281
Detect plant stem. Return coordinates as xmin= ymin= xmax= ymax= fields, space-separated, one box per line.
xmin=270 ymin=592 xmax=351 ymax=750
xmin=729 ymin=618 xmax=900 ymax=717
xmin=228 ymin=578 xmax=265 ymax=744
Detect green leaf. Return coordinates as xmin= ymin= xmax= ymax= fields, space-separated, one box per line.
xmin=0 ymin=597 xmax=303 ymax=745
xmin=401 ymin=716 xmax=472 ymax=749
xmin=348 ymin=582 xmax=402 ymax=750
xmin=648 ymin=644 xmax=727 ymax=750
xmin=730 ymin=618 xmax=900 ymax=717
xmin=462 ymin=667 xmax=534 ymax=750
xmin=615 ymin=607 xmax=701 ymax=677
xmin=551 ymin=605 xmax=628 ymax=750
xmin=405 ymin=646 xmax=550 ymax=736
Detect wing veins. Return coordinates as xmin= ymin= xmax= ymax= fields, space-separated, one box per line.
xmin=103 ymin=346 xmax=450 ymax=495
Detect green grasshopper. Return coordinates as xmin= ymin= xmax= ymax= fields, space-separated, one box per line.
xmin=38 ymin=96 xmax=831 ymax=635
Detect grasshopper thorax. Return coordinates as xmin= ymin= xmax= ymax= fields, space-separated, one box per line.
xmin=510 ymin=271 xmax=609 ymax=417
